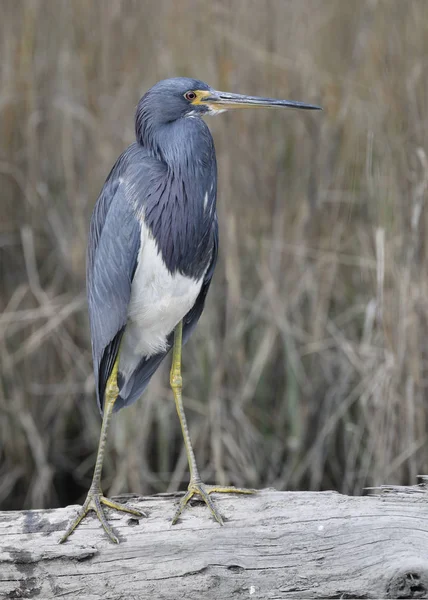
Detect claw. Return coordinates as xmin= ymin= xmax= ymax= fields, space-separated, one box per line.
xmin=59 ymin=491 xmax=144 ymax=544
xmin=171 ymin=482 xmax=255 ymax=525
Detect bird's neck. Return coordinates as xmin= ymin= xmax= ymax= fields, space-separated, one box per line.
xmin=138 ymin=114 xmax=210 ymax=165
xmin=140 ymin=118 xmax=217 ymax=278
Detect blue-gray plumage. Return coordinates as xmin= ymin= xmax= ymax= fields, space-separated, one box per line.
xmin=60 ymin=77 xmax=321 ymax=543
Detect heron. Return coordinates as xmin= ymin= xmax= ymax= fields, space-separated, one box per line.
xmin=60 ymin=77 xmax=321 ymax=543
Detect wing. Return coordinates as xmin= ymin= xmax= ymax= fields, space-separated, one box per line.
xmin=87 ymin=177 xmax=141 ymax=413
xmin=113 ymin=218 xmax=218 ymax=412
xmin=89 ymin=143 xmax=172 ymax=413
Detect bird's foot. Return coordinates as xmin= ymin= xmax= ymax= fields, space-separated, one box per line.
xmin=59 ymin=487 xmax=144 ymax=544
xmin=171 ymin=480 xmax=255 ymax=525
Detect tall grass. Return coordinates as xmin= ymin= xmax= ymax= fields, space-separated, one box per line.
xmin=1 ymin=0 xmax=428 ymax=510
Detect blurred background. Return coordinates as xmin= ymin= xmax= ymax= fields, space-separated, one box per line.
xmin=1 ymin=0 xmax=428 ymax=511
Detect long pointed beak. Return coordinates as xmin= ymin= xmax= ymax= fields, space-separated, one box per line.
xmin=206 ymin=90 xmax=322 ymax=111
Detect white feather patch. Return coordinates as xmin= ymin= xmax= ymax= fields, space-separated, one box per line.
xmin=118 ymin=223 xmax=204 ymax=377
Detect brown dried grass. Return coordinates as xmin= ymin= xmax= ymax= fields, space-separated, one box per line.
xmin=1 ymin=0 xmax=428 ymax=510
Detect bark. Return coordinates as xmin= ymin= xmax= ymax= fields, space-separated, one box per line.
xmin=1 ymin=487 xmax=428 ymax=599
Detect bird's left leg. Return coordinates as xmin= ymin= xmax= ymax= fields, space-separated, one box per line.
xmin=170 ymin=320 xmax=255 ymax=525
xmin=60 ymin=357 xmax=143 ymax=543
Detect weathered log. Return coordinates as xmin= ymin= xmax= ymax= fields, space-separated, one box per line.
xmin=1 ymin=487 xmax=428 ymax=599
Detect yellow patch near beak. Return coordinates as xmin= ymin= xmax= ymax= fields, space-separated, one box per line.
xmin=191 ymin=90 xmax=212 ymax=105
xmin=191 ymin=91 xmax=226 ymax=113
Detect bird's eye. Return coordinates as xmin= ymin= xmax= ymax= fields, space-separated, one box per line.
xmin=185 ymin=91 xmax=197 ymax=101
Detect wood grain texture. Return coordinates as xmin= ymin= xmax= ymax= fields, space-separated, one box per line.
xmin=1 ymin=488 xmax=428 ymax=599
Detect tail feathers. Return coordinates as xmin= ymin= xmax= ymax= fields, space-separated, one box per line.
xmin=114 ymin=344 xmax=172 ymax=412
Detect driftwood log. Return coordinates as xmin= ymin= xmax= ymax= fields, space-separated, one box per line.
xmin=1 ymin=487 xmax=428 ymax=599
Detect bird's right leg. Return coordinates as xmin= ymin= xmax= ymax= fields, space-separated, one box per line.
xmin=170 ymin=321 xmax=255 ymax=525
xmin=59 ymin=358 xmax=143 ymax=544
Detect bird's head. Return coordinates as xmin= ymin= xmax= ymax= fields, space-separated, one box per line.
xmin=136 ymin=77 xmax=321 ymax=138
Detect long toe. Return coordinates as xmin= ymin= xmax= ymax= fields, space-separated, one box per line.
xmin=59 ymin=502 xmax=91 ymax=544
xmin=100 ymin=496 xmax=146 ymax=517
xmin=204 ymin=485 xmax=256 ymax=495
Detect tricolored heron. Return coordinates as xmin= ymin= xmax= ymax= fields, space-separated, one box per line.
xmin=60 ymin=77 xmax=321 ymax=543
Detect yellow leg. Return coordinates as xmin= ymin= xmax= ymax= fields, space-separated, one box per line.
xmin=59 ymin=358 xmax=144 ymax=544
xmin=170 ymin=320 xmax=255 ymax=525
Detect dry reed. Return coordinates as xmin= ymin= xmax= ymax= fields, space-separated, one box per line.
xmin=1 ymin=0 xmax=428 ymax=510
